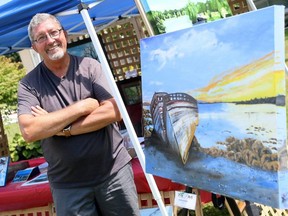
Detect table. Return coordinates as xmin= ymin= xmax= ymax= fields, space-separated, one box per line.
xmin=0 ymin=157 xmax=211 ymax=212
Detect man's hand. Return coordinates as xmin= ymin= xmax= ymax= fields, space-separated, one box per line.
xmin=30 ymin=105 xmax=65 ymax=136
xmin=29 ymin=99 xmax=100 ymax=137
xmin=77 ymin=98 xmax=100 ymax=116
xmin=31 ymin=105 xmax=48 ymax=116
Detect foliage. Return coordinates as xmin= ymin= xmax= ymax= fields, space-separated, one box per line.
xmin=147 ymin=0 xmax=232 ymax=34
xmin=9 ymin=133 xmax=43 ymax=162
xmin=186 ymin=203 xmax=229 ymax=216
xmin=0 ymin=55 xmax=25 ymax=115
xmin=5 ymin=52 xmax=22 ymax=63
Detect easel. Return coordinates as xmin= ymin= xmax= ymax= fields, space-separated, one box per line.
xmin=225 ymin=198 xmax=245 ymax=216
xmin=177 ymin=188 xmax=261 ymax=216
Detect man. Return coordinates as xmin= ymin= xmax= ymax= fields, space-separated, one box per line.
xmin=17 ymin=13 xmax=140 ymax=215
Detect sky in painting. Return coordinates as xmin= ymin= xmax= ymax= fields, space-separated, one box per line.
xmin=140 ymin=6 xmax=282 ymax=101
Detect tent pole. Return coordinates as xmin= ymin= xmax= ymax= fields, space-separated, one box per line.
xmin=246 ymin=0 xmax=257 ymax=11
xmin=133 ymin=0 xmax=155 ymax=36
xmin=78 ymin=4 xmax=168 ymax=216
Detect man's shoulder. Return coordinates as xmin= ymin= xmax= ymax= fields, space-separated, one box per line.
xmin=70 ymin=54 xmax=99 ymax=65
xmin=21 ymin=63 xmax=44 ymax=81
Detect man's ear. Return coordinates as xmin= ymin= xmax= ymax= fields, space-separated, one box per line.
xmin=64 ymin=30 xmax=68 ymax=40
xmin=31 ymin=43 xmax=38 ymax=53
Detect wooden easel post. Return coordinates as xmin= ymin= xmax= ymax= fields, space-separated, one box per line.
xmin=194 ymin=188 xmax=204 ymax=216
xmin=225 ymin=197 xmax=245 ymax=216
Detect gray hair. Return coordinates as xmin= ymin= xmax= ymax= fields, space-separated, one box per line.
xmin=28 ymin=13 xmax=62 ymax=42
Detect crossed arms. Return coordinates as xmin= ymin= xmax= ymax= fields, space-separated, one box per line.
xmin=18 ymin=98 xmax=122 ymax=142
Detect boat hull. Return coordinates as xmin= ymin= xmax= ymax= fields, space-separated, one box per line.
xmin=150 ymin=92 xmax=199 ymax=164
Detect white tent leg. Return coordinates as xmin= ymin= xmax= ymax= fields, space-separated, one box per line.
xmin=78 ymin=5 xmax=168 ymax=216
xmin=246 ymin=0 xmax=257 ymax=11
xmin=134 ymin=0 xmax=155 ymax=36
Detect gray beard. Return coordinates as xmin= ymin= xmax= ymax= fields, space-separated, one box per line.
xmin=48 ymin=49 xmax=65 ymax=60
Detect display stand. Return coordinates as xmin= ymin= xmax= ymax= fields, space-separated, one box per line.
xmin=134 ymin=1 xmax=267 ymax=215
xmin=137 ymin=1 xmax=287 ymax=215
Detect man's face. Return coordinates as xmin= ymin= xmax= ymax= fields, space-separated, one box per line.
xmin=31 ymin=19 xmax=67 ymax=61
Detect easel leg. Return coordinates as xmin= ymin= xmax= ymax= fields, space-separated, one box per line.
xmin=244 ymin=201 xmax=260 ymax=216
xmin=225 ymin=197 xmax=243 ymax=216
xmin=194 ymin=188 xmax=204 ymax=216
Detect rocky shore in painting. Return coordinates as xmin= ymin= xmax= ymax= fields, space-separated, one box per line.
xmin=196 ymin=136 xmax=282 ymax=172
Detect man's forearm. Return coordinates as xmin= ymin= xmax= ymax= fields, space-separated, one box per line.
xmin=19 ymin=98 xmax=99 ymax=142
xmin=68 ymin=98 xmax=122 ymax=136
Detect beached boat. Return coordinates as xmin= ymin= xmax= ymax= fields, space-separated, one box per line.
xmin=150 ymin=92 xmax=199 ymax=164
xmin=150 ymin=92 xmax=168 ymax=144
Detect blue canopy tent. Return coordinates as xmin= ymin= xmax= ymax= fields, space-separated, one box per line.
xmin=0 ymin=0 xmax=139 ymax=55
xmin=0 ymin=0 xmax=168 ymax=215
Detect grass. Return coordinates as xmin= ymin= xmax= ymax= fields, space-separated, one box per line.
xmin=4 ymin=122 xmax=20 ymax=145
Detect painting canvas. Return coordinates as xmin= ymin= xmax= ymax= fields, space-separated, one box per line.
xmin=68 ymin=40 xmax=99 ymax=61
xmin=0 ymin=156 xmax=9 ymax=187
xmin=141 ymin=6 xmax=287 ymax=208
xmin=22 ymin=173 xmax=48 ymax=186
xmin=140 ymin=0 xmax=233 ymax=35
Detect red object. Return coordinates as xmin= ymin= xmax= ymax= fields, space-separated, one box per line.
xmin=131 ymin=158 xmax=185 ymax=193
xmin=0 ymin=157 xmax=211 ymax=211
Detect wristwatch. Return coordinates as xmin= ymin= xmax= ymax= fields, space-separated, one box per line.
xmin=63 ymin=125 xmax=72 ymax=137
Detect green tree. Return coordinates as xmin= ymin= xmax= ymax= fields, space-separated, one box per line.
xmin=5 ymin=52 xmax=22 ymax=63
xmin=0 ymin=55 xmax=26 ymax=115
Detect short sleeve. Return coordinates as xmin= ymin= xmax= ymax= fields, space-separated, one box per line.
xmin=86 ymin=58 xmax=113 ymax=102
xmin=17 ymin=80 xmax=40 ymax=116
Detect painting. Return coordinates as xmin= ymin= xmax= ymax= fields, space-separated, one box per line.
xmin=141 ymin=6 xmax=287 ymax=208
xmin=0 ymin=156 xmax=9 ymax=187
xmin=22 ymin=173 xmax=48 ymax=186
xmin=67 ymin=39 xmax=99 ymax=61
xmin=140 ymin=0 xmax=233 ymax=35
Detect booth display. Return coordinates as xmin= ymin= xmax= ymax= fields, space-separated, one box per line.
xmin=141 ymin=6 xmax=287 ymax=209
xmin=0 ymin=157 xmax=200 ymax=213
xmin=1 ymin=0 xmax=288 ymax=215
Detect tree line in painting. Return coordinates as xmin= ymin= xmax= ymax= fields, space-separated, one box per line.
xmin=146 ymin=0 xmax=233 ymax=34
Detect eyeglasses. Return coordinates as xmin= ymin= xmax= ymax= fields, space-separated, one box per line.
xmin=33 ymin=29 xmax=63 ymax=43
